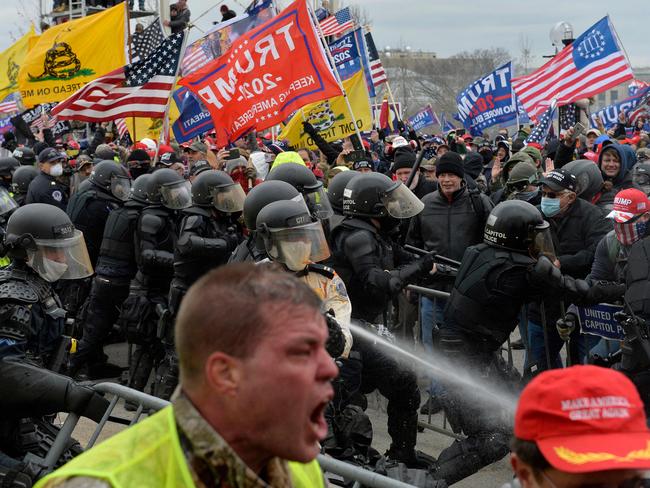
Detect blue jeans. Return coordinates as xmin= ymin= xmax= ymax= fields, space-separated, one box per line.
xmin=420 ymin=296 xmax=446 ymax=396
xmin=527 ymin=319 xmax=600 ymax=370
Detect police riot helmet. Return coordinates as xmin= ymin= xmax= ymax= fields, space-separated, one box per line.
xmin=327 ymin=170 xmax=358 ymax=214
xmin=632 ymin=162 xmax=650 ymax=196
xmin=243 ymin=180 xmax=301 ymax=230
xmin=12 ymin=147 xmax=36 ymax=165
xmin=564 ymin=159 xmax=605 ymax=201
xmin=131 ymin=173 xmax=152 ymax=204
xmin=483 ymin=200 xmax=555 ymax=259
xmin=342 ymin=172 xmax=424 ymax=219
xmin=11 ymin=165 xmax=39 ymax=195
xmin=3 ymin=203 xmax=94 ymax=282
xmin=256 ymin=199 xmax=330 ymax=271
xmin=266 ymin=163 xmax=333 ymax=219
xmin=191 ymin=170 xmax=246 ymax=212
xmin=89 ymin=161 xmax=132 ymax=201
xmin=0 ymin=187 xmax=18 ymax=216
xmin=146 ymin=168 xmax=192 ymax=209
xmin=0 ymin=157 xmax=20 ymax=177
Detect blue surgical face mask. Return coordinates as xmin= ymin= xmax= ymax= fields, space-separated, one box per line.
xmin=540 ymin=196 xmax=561 ymax=217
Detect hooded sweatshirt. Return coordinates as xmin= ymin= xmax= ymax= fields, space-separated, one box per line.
xmin=595 ymin=143 xmax=637 ymax=212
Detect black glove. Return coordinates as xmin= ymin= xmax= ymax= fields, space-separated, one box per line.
xmin=302 ymin=121 xmax=317 ymax=135
xmin=324 ymin=311 xmax=345 ymax=358
xmin=65 ymin=384 xmax=109 ymax=423
xmin=586 ymin=281 xmax=626 ymax=304
xmin=531 ymin=256 xmax=562 ymax=286
xmin=417 ymin=252 xmax=435 ymax=274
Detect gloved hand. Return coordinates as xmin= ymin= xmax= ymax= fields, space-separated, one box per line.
xmin=223 ymin=232 xmax=240 ymax=252
xmin=586 ymin=281 xmax=626 ymax=304
xmin=244 ymin=166 xmax=257 ymax=180
xmin=65 ymin=384 xmax=109 ymax=423
xmin=417 ymin=252 xmax=435 ymax=274
xmin=531 ymin=255 xmax=562 ymax=286
xmin=556 ymin=313 xmax=577 ymax=341
xmin=324 ymin=311 xmax=345 ymax=358
xmin=302 ymin=121 xmax=317 ymax=135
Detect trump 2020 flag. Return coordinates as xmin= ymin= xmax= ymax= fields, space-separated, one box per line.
xmin=456 ymin=62 xmax=516 ymax=134
xmin=525 ymin=99 xmax=557 ymax=147
xmin=408 ymin=105 xmax=437 ymax=132
xmin=179 ymin=0 xmax=342 ymax=146
xmin=513 ymin=16 xmax=633 ymax=121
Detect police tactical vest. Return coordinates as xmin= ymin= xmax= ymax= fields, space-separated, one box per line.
xmin=625 ymin=236 xmax=650 ymax=318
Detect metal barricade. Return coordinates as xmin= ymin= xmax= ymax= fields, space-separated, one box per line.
xmin=45 ymin=383 xmax=417 ymax=487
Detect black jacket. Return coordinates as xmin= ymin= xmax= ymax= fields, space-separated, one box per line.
xmin=528 ymin=197 xmax=612 ymax=325
xmin=407 ymin=185 xmax=493 ymax=290
xmin=25 ymin=172 xmax=69 ymax=210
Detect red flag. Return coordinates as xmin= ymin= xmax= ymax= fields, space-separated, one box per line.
xmin=379 ymin=97 xmax=391 ymax=131
xmin=179 ymin=0 xmax=342 ymax=146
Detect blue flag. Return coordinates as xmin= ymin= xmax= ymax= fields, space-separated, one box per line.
xmin=456 ymin=61 xmax=517 ymax=133
xmin=328 ymin=28 xmax=375 ymax=97
xmin=408 ymin=105 xmax=437 ymax=131
xmin=440 ymin=112 xmax=455 ymax=132
xmin=525 ymin=100 xmax=557 ymax=146
xmin=591 ymin=86 xmax=650 ymax=129
xmin=172 ymin=87 xmax=214 ymax=144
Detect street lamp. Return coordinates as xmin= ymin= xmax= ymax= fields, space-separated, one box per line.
xmin=550 ymin=21 xmax=574 ymax=48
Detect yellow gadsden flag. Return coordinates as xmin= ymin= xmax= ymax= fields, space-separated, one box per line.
xmin=18 ymin=4 xmax=126 ymax=108
xmin=279 ymin=69 xmax=372 ymax=149
xmin=0 ymin=26 xmax=38 ymax=102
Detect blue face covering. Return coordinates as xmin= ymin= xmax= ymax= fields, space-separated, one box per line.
xmin=541 ymin=196 xmax=561 ymax=217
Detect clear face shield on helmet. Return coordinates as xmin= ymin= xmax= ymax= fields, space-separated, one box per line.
xmin=160 ymin=180 xmax=192 ymax=209
xmin=26 ymin=230 xmax=94 ymax=282
xmin=110 ymin=175 xmax=132 ymax=202
xmin=530 ymin=222 xmax=557 ymax=261
xmin=304 ymin=185 xmax=334 ymax=220
xmin=265 ymin=221 xmax=331 ymax=272
xmin=0 ymin=187 xmax=18 ymax=216
xmin=381 ymin=182 xmax=425 ymax=218
xmin=209 ymin=183 xmax=246 ymax=213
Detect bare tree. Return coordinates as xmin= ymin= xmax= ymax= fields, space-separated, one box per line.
xmin=518 ymin=34 xmax=533 ymax=75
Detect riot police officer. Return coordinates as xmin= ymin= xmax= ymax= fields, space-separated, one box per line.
xmin=12 ymin=147 xmax=36 ymax=166
xmin=329 ymin=172 xmax=435 ymax=467
xmin=66 ymin=161 xmax=132 ymax=266
xmin=326 ymin=169 xmax=358 ymax=233
xmin=68 ymin=175 xmax=152 ymax=379
xmin=25 ymin=148 xmax=69 ymax=210
xmin=0 ymin=157 xmax=19 ymax=192
xmin=11 ymin=165 xmax=39 ymax=206
xmin=152 ymin=170 xmax=243 ymax=399
xmin=265 ymin=161 xmax=334 ymax=219
xmin=433 ymin=200 xmax=626 ymax=485
xmin=0 ymin=204 xmax=107 ymax=483
xmin=229 ymin=180 xmax=302 ymax=263
xmin=122 ymin=168 xmax=191 ymax=394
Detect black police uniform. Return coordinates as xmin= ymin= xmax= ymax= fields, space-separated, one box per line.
xmin=152 ymin=206 xmax=240 ymax=399
xmin=25 ymin=172 xmax=68 ymax=210
xmin=68 ymin=197 xmax=148 ymax=377
xmin=329 ymin=217 xmax=432 ymax=465
xmin=433 ymin=205 xmax=625 ymax=486
xmin=124 ymin=202 xmax=179 ymax=393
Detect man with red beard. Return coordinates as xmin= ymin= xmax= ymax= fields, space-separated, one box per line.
xmin=38 ymin=264 xmax=337 ymax=488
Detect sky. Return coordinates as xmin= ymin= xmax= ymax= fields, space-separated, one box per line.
xmin=3 ymin=0 xmax=650 ymax=69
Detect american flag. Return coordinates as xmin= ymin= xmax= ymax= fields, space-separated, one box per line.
xmin=525 ymin=100 xmax=557 ymax=146
xmin=559 ymin=103 xmax=576 ymax=130
xmin=319 ymin=7 xmax=353 ymax=37
xmin=513 ymin=16 xmax=633 ymax=121
xmin=115 ymin=118 xmax=129 ymax=138
xmin=52 ymin=32 xmax=185 ymax=122
xmin=364 ymin=31 xmax=387 ymax=86
xmin=131 ymin=18 xmax=165 ymax=63
xmin=0 ymin=93 xmax=19 ymax=116
xmin=628 ymin=79 xmax=650 ymax=97
xmin=181 ymin=38 xmax=213 ymax=76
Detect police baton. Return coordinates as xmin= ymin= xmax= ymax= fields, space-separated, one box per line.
xmin=406 ymin=284 xmax=451 ymax=300
xmin=404 ymin=244 xmax=461 ymax=268
xmin=405 ymin=144 xmax=426 ymax=188
xmin=560 ymin=300 xmax=571 ymax=367
xmin=540 ymin=301 xmax=553 ymax=370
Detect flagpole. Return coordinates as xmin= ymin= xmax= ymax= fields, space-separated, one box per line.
xmin=124 ymin=3 xmax=139 ymax=142
xmin=153 ymin=30 xmax=190 ymax=164
xmin=608 ymin=15 xmax=634 ymax=71
xmin=511 ymin=64 xmax=520 ymax=131
xmin=308 ymin=4 xmax=364 ymax=147
xmin=385 ymin=80 xmax=401 ymax=123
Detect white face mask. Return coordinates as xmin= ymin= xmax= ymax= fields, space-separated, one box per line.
xmin=28 ymin=254 xmax=69 ymax=282
xmin=49 ymin=163 xmax=64 ymax=177
xmin=282 ymin=240 xmax=312 ymax=271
